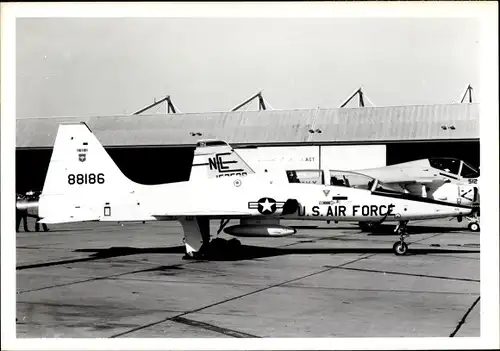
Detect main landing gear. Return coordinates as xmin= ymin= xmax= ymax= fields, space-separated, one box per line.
xmin=392 ymin=220 xmax=409 ymax=256
xmin=182 ymin=218 xmax=242 ymax=260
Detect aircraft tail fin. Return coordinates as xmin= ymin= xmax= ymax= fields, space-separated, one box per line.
xmin=189 ymin=139 xmax=255 ymax=181
xmin=39 ymin=123 xmax=138 ymax=222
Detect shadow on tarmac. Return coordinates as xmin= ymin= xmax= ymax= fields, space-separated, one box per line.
xmin=68 ymin=243 xmax=479 ymax=262
xmin=292 ymin=224 xmax=468 ymax=235
xmin=16 ymin=244 xmax=479 ymax=269
xmin=364 ymin=224 xmax=468 ymax=235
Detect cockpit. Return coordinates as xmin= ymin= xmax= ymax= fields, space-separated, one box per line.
xmin=286 ymin=170 xmax=323 ymax=185
xmin=428 ymin=158 xmax=479 ymax=179
xmin=286 ymin=169 xmax=396 ymax=193
xmin=328 ymin=170 xmax=376 ymax=190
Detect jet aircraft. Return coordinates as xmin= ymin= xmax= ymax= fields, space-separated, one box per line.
xmin=355 ymin=159 xmax=480 ymax=231
xmin=189 ymin=138 xmax=475 ymax=254
xmin=37 ymin=124 xmax=475 ymax=257
xmin=203 ymin=147 xmax=481 ymax=232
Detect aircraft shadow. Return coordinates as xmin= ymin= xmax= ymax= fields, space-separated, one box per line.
xmin=364 ymin=224 xmax=467 ymax=235
xmin=292 ymin=224 xmax=468 ymax=235
xmin=73 ymin=243 xmax=479 ymax=262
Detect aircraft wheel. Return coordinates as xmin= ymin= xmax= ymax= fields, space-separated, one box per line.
xmin=227 ymin=238 xmax=241 ymax=248
xmin=210 ymin=238 xmax=228 ymax=250
xmin=393 ymin=241 xmax=408 ymax=256
xmin=468 ymin=222 xmax=480 ymax=232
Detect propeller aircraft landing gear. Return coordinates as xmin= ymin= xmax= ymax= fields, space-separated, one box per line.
xmin=468 ymin=221 xmax=480 ymax=232
xmin=392 ymin=220 xmax=409 ymax=256
xmin=465 ymin=207 xmax=480 ymax=232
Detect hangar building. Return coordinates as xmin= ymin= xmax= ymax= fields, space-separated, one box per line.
xmin=16 ymin=103 xmax=479 ymax=193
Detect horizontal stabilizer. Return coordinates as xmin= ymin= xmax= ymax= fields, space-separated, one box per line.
xmin=39 ymin=217 xmax=100 ymax=224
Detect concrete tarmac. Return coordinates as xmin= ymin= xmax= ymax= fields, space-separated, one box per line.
xmin=16 ymin=218 xmax=480 ymax=338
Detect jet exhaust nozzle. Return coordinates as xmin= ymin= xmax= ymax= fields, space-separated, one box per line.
xmin=16 ymin=199 xmax=39 ymax=216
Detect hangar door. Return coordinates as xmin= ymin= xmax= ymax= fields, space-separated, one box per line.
xmin=235 ymin=144 xmax=386 ymax=173
xmin=320 ymin=145 xmax=386 ymax=171
xmin=236 ymin=146 xmax=319 ymax=173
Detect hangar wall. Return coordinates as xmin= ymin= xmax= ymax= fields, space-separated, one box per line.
xmin=16 ymin=140 xmax=479 ymax=194
xmin=237 ymin=145 xmax=387 ymax=172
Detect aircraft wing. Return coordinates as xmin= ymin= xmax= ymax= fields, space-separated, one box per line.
xmin=153 ymin=210 xmax=255 ymax=218
xmin=376 ymin=175 xmax=442 ymax=185
xmin=358 ymin=165 xmax=448 ymax=197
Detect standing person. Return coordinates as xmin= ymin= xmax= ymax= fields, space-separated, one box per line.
xmin=25 ymin=190 xmax=49 ymax=232
xmin=16 ymin=193 xmax=30 ymax=232
xmin=35 ymin=218 xmax=49 ymax=232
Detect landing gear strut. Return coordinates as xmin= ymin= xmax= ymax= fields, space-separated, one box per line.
xmin=465 ymin=210 xmax=480 ymax=232
xmin=217 ymin=219 xmax=230 ymax=235
xmin=392 ymin=220 xmax=409 ymax=256
xmin=183 ymin=218 xmax=242 ymax=260
xmin=464 ymin=206 xmax=480 ymax=232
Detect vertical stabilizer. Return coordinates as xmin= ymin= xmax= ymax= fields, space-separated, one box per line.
xmin=189 ymin=139 xmax=255 ymax=181
xmin=39 ymin=123 xmax=141 ymax=223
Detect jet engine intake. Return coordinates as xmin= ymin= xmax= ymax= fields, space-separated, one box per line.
xmin=282 ymin=199 xmax=299 ymax=215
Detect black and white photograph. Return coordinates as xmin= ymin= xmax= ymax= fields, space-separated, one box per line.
xmin=1 ymin=2 xmax=499 ymax=350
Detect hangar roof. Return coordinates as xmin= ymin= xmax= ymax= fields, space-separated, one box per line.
xmin=16 ymin=103 xmax=479 ymax=149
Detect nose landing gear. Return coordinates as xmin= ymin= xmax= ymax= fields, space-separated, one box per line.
xmin=468 ymin=221 xmax=480 ymax=232
xmin=393 ymin=220 xmax=409 ymax=256
xmin=464 ymin=206 xmax=480 ymax=232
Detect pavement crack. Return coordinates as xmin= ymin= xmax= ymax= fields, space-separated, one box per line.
xmin=171 ymin=316 xmax=260 ymax=338
xmin=17 ymin=262 xmax=196 ymax=294
xmin=449 ymin=296 xmax=480 ymax=337
xmin=110 ymin=254 xmax=373 ymax=338
xmin=17 ymin=257 xmax=105 ymax=270
xmin=333 ymin=267 xmax=480 ymax=283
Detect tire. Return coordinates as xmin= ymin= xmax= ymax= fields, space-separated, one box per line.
xmin=210 ymin=238 xmax=228 ymax=250
xmin=393 ymin=241 xmax=408 ymax=256
xmin=227 ymin=238 xmax=241 ymax=248
xmin=468 ymin=222 xmax=480 ymax=232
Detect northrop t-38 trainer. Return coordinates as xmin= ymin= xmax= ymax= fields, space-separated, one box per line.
xmin=38 ymin=123 xmax=475 ymax=257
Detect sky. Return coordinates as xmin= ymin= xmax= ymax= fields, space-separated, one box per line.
xmin=16 ymin=17 xmax=480 ymax=118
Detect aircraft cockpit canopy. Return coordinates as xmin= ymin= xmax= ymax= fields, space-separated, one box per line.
xmin=429 ymin=158 xmax=479 ymax=179
xmin=459 ymin=161 xmax=480 ymax=178
xmin=286 ymin=170 xmax=324 ymax=184
xmin=286 ymin=169 xmax=405 ymax=193
xmin=328 ymin=170 xmax=378 ymax=191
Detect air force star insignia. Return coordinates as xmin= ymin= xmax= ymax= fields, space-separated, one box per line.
xmin=248 ymin=197 xmax=286 ymax=215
